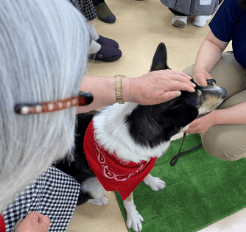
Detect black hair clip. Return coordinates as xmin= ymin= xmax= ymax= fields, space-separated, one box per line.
xmin=15 ymin=91 xmax=93 ymax=115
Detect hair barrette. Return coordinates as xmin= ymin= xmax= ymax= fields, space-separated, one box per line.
xmin=14 ymin=91 xmax=93 ymax=115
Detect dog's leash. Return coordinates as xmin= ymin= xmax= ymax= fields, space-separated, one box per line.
xmin=170 ymin=79 xmax=216 ymax=167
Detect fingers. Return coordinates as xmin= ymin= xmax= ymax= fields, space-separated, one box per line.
xmin=168 ymin=80 xmax=196 ymax=93
xmin=196 ymin=78 xmax=208 ymax=86
xmin=194 ymin=72 xmax=212 ymax=86
xmin=155 ymin=70 xmax=196 ymax=92
xmin=158 ymin=70 xmax=192 ymax=83
xmin=161 ymin=91 xmax=181 ymax=102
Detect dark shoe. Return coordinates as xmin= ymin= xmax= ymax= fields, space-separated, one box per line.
xmin=96 ymin=35 xmax=119 ymax=48
xmin=95 ymin=2 xmax=116 ymax=24
xmin=89 ymin=45 xmax=122 ymax=62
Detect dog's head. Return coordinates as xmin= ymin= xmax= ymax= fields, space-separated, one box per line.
xmin=126 ymin=43 xmax=227 ymax=146
xmin=150 ymin=42 xmax=226 ymax=135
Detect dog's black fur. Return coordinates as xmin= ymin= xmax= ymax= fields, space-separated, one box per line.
xmin=54 ymin=112 xmax=96 ymax=205
xmin=54 ymin=42 xmax=226 ymax=205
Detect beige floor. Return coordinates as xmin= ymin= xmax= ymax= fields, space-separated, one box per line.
xmin=67 ymin=0 xmax=246 ymax=231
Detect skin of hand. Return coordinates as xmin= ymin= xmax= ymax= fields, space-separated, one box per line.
xmin=128 ymin=70 xmax=196 ymax=105
xmin=184 ymin=111 xmax=216 ymax=135
xmin=13 ymin=212 xmax=50 ymax=232
xmin=77 ymin=70 xmax=195 ymax=113
xmin=193 ymin=30 xmax=228 ymax=86
xmin=193 ymin=70 xmax=213 ymax=86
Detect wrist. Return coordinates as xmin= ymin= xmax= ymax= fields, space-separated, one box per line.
xmin=193 ymin=67 xmax=207 ymax=76
xmin=209 ymin=110 xmax=218 ymax=126
xmin=121 ymin=77 xmax=131 ymax=103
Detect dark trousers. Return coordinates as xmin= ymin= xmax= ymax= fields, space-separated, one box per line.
xmin=92 ymin=0 xmax=104 ymax=7
xmin=169 ymin=8 xmax=187 ymax=16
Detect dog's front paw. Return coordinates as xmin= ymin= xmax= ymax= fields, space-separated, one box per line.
xmin=126 ymin=208 xmax=144 ymax=232
xmin=88 ymin=195 xmax=109 ymax=205
xmin=144 ymin=174 xmax=166 ymax=191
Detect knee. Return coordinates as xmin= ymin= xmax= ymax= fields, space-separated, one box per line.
xmin=201 ymin=126 xmax=246 ymax=161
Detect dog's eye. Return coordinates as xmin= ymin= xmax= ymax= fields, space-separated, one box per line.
xmin=197 ymin=90 xmax=202 ymax=97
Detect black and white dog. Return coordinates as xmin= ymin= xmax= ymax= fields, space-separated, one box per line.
xmin=54 ymin=43 xmax=226 ymax=232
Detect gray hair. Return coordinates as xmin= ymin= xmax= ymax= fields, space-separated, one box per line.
xmin=0 ymin=0 xmax=89 ymax=212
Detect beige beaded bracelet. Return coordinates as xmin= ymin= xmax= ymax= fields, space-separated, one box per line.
xmin=114 ymin=75 xmax=125 ymax=104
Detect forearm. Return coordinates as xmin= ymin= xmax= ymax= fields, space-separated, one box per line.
xmin=193 ymin=40 xmax=223 ymax=76
xmin=193 ymin=31 xmax=228 ymax=76
xmin=76 ymin=75 xmax=131 ymax=113
xmin=213 ymin=102 xmax=246 ymax=125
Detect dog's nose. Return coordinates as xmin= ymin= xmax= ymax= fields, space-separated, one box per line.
xmin=219 ymin=87 xmax=227 ymax=99
xmin=212 ymin=86 xmax=227 ymax=100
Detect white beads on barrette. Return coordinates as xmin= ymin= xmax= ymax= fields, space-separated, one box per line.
xmin=15 ymin=91 xmax=91 ymax=115
xmin=72 ymin=99 xmax=77 ymax=105
xmin=58 ymin=102 xmax=63 ymax=109
xmin=21 ymin=107 xmax=29 ymax=115
xmin=35 ymin=105 xmax=42 ymax=113
xmin=48 ymin=104 xmax=54 ymax=111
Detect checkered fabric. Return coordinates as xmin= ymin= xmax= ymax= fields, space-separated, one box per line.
xmin=2 ymin=166 xmax=80 ymax=232
xmin=70 ymin=0 xmax=97 ymax=21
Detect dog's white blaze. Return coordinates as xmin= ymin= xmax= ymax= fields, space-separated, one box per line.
xmin=93 ymin=103 xmax=171 ymax=163
xmin=198 ymin=97 xmax=224 ymax=115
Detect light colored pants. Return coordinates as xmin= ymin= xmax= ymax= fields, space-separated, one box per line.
xmin=183 ymin=52 xmax=246 ymax=161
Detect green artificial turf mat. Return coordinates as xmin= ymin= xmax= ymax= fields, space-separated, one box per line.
xmin=115 ymin=134 xmax=246 ymax=232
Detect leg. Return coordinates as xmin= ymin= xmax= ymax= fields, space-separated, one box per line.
xmin=92 ymin=0 xmax=116 ymax=23
xmin=123 ymin=192 xmax=144 ymax=232
xmin=201 ymin=89 xmax=246 ymax=161
xmin=144 ymin=174 xmax=166 ymax=191
xmin=169 ymin=8 xmax=188 ymax=28
xmin=169 ymin=8 xmax=187 ymax=16
xmin=81 ymin=177 xmax=109 ymax=205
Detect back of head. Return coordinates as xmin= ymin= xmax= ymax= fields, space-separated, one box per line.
xmin=0 ymin=0 xmax=89 ymax=211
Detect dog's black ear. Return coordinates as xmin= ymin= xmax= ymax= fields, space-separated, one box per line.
xmin=150 ymin=43 xmax=170 ymax=71
xmin=165 ymin=102 xmax=199 ymax=127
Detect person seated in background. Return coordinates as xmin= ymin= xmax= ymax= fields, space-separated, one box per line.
xmin=92 ymin=0 xmax=116 ymax=23
xmin=160 ymin=0 xmax=222 ymax=28
xmin=70 ymin=0 xmax=121 ymax=62
xmin=0 ymin=0 xmax=195 ymax=231
xmin=183 ymin=0 xmax=246 ymax=161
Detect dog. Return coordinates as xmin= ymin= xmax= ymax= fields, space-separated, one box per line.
xmin=54 ymin=43 xmax=227 ymax=232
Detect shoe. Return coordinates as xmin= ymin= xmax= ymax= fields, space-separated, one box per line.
xmin=193 ymin=15 xmax=212 ymax=27
xmin=89 ymin=45 xmax=122 ymax=62
xmin=96 ymin=35 xmax=119 ymax=49
xmin=95 ymin=2 xmax=116 ymax=24
xmin=172 ymin=16 xmax=188 ymax=28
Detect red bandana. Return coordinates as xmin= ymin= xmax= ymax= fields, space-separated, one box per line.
xmin=83 ymin=121 xmax=157 ymax=200
xmin=0 ymin=214 xmax=6 ymax=232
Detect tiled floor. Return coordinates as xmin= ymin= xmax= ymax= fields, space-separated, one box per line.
xmin=67 ymin=0 xmax=246 ymax=231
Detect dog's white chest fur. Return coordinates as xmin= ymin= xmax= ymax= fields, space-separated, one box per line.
xmin=93 ymin=103 xmax=170 ymax=163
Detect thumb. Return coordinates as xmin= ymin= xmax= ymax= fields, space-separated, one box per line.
xmin=197 ymin=79 xmax=208 ymax=86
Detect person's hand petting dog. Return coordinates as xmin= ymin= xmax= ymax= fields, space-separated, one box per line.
xmin=129 ymin=70 xmax=196 ymax=105
xmin=77 ymin=70 xmax=195 ymax=113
